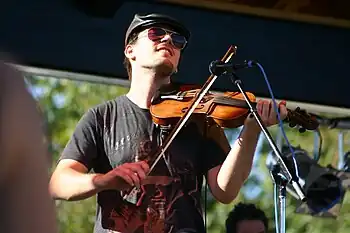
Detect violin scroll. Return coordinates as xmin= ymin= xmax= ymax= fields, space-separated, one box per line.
xmin=284 ymin=107 xmax=319 ymax=133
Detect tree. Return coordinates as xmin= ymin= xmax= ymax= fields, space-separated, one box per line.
xmin=26 ymin=75 xmax=129 ymax=233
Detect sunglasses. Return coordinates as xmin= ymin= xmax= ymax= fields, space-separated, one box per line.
xmin=144 ymin=27 xmax=188 ymax=50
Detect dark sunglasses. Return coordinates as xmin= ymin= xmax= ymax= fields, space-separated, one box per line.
xmin=146 ymin=27 xmax=187 ymax=50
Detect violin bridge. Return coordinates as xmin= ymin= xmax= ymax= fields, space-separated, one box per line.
xmin=160 ymin=91 xmax=187 ymax=100
xmin=160 ymin=95 xmax=184 ymax=100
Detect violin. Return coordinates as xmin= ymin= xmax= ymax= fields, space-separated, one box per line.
xmin=151 ymin=86 xmax=319 ymax=133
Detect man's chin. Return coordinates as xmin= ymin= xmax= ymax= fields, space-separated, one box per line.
xmin=155 ymin=63 xmax=175 ymax=77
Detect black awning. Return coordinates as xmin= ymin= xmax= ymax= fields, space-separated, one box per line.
xmin=0 ymin=1 xmax=349 ymax=108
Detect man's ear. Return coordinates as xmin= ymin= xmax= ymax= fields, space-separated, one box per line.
xmin=124 ymin=44 xmax=135 ymax=61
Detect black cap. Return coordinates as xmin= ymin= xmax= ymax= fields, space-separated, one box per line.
xmin=125 ymin=13 xmax=190 ymax=46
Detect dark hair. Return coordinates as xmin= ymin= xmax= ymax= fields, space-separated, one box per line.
xmin=123 ymin=32 xmax=139 ymax=80
xmin=225 ymin=202 xmax=268 ymax=233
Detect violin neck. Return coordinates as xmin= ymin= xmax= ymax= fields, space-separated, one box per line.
xmin=213 ymin=96 xmax=285 ymax=114
xmin=213 ymin=96 xmax=290 ymax=122
xmin=212 ymin=95 xmax=318 ymax=131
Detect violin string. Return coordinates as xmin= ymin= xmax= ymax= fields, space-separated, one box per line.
xmin=214 ymin=96 xmax=256 ymax=109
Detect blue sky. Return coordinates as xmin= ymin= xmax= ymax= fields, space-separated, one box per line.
xmin=30 ymin=84 xmax=66 ymax=108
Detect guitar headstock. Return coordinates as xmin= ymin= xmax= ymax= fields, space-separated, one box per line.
xmin=285 ymin=107 xmax=319 ymax=133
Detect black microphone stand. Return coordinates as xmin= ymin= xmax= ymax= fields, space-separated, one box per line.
xmin=209 ymin=62 xmax=307 ymax=233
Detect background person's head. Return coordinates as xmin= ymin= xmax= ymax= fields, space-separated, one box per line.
xmin=123 ymin=13 xmax=190 ymax=80
xmin=226 ymin=202 xmax=268 ymax=233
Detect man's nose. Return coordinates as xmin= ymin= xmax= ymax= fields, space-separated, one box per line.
xmin=160 ymin=34 xmax=172 ymax=43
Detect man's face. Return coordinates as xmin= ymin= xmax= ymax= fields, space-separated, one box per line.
xmin=125 ymin=26 xmax=185 ymax=77
xmin=236 ymin=220 xmax=266 ymax=233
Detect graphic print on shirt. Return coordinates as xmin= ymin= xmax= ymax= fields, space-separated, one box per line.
xmin=105 ymin=134 xmax=201 ymax=233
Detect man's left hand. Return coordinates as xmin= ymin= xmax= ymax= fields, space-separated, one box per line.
xmin=246 ymin=99 xmax=288 ymax=127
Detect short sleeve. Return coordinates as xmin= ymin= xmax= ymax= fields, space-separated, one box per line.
xmin=59 ymin=109 xmax=103 ymax=171
xmin=199 ymin=126 xmax=230 ymax=175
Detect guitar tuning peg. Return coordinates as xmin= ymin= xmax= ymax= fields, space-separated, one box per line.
xmin=299 ymin=127 xmax=306 ymax=133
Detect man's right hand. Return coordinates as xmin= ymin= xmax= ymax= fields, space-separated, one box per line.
xmin=94 ymin=161 xmax=150 ymax=191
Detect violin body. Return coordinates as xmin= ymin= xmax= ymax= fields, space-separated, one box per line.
xmin=151 ymin=89 xmax=256 ymax=128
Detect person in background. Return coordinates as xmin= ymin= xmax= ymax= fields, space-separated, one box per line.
xmin=226 ymin=202 xmax=269 ymax=233
xmin=0 ymin=61 xmax=57 ymax=233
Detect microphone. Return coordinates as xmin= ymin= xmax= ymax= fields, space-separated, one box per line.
xmin=209 ymin=60 xmax=256 ymax=76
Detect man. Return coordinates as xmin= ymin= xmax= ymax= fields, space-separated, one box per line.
xmin=225 ymin=202 xmax=268 ymax=233
xmin=49 ymin=13 xmax=287 ymax=233
xmin=0 ymin=61 xmax=57 ymax=233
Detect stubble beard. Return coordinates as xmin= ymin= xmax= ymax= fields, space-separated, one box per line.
xmin=152 ymin=58 xmax=176 ymax=78
xmin=140 ymin=56 xmax=176 ymax=88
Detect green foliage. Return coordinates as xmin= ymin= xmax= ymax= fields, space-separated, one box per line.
xmin=27 ymin=76 xmax=128 ymax=233
xmin=27 ymin=75 xmax=350 ymax=233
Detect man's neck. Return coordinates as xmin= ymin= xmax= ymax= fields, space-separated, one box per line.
xmin=126 ymin=68 xmax=170 ymax=109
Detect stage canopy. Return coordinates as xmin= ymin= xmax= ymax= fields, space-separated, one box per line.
xmin=1 ymin=0 xmax=349 ymax=109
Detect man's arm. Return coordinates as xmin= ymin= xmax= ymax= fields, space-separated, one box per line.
xmin=206 ymin=121 xmax=260 ymax=204
xmin=49 ymin=110 xmax=150 ymax=201
xmin=49 ymin=159 xmax=105 ymax=201
xmin=50 ymin=160 xmax=150 ymax=202
xmin=0 ymin=66 xmax=57 ymax=233
xmin=206 ymin=100 xmax=287 ymax=204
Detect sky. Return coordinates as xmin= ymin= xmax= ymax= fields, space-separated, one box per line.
xmin=30 ymin=83 xmax=66 ymax=108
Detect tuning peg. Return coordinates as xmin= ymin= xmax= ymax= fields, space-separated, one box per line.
xmin=299 ymin=128 xmax=306 ymax=133
xmin=295 ymin=107 xmax=306 ymax=114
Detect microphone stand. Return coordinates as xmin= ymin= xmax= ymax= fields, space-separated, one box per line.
xmin=270 ymin=164 xmax=288 ymax=233
xmin=209 ymin=64 xmax=307 ymax=233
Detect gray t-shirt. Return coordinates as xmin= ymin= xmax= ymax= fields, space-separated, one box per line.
xmin=60 ymin=95 xmax=226 ymax=233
